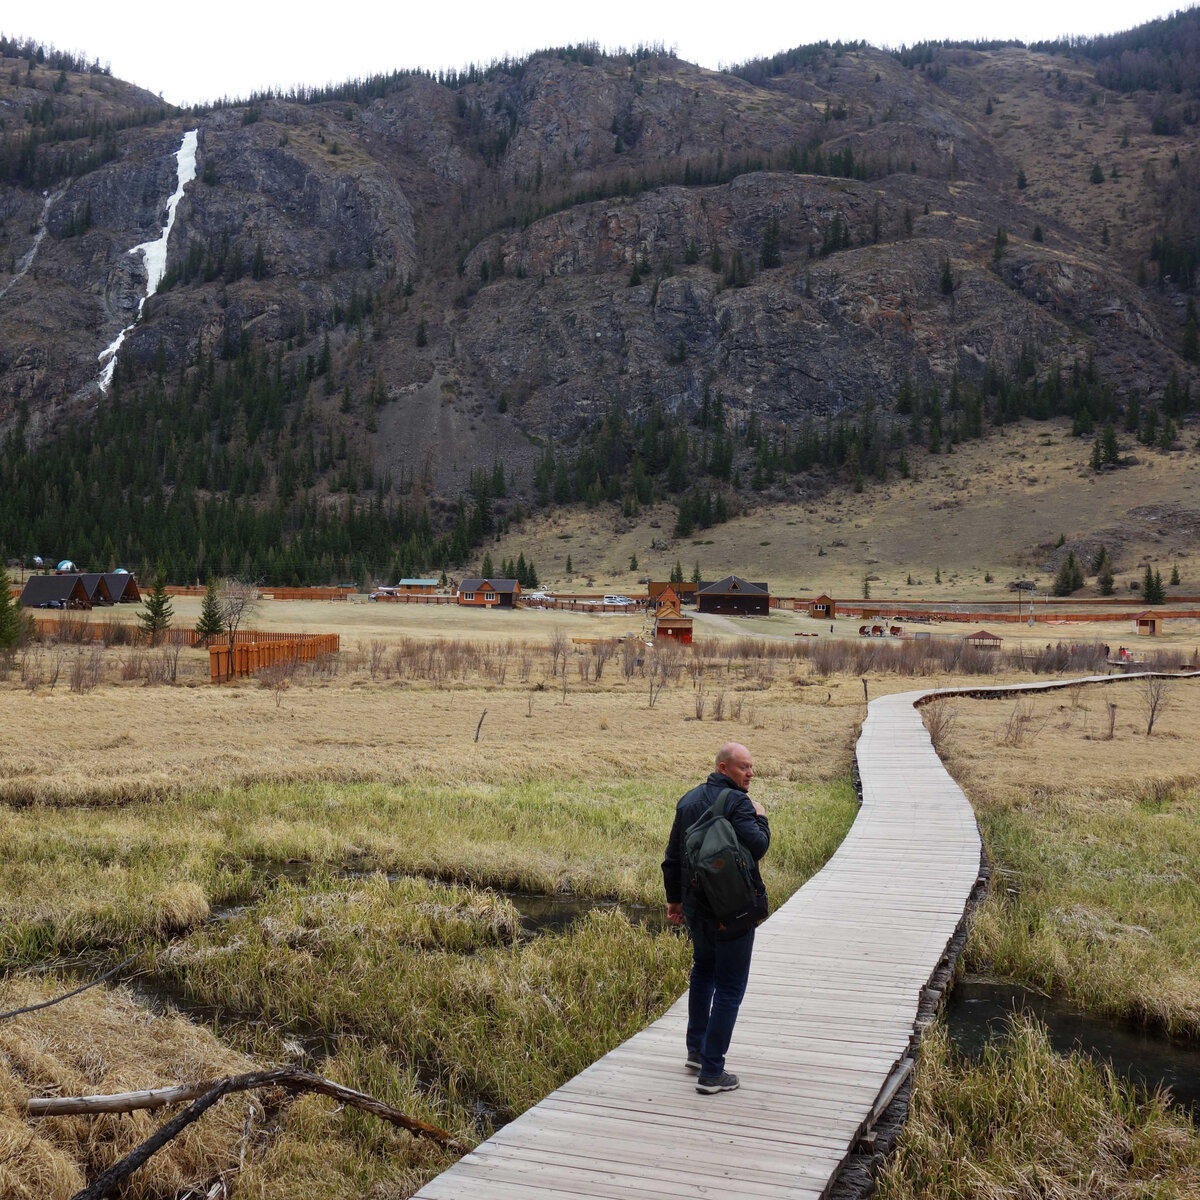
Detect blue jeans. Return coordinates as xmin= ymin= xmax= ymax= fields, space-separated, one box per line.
xmin=686 ymin=922 xmax=755 ymax=1078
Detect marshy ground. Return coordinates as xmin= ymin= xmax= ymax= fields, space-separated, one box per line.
xmin=1 ymin=621 xmax=1197 ymax=1198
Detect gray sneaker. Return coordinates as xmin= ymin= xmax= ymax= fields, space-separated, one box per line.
xmin=696 ymin=1071 xmax=739 ymax=1094
xmin=685 ymin=1052 xmax=702 ymax=1072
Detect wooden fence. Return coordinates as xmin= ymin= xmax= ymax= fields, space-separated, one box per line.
xmin=208 ymin=634 xmax=340 ymax=682
xmin=370 ymin=593 xmax=455 ymax=604
xmin=30 ymin=616 xmax=340 ymax=653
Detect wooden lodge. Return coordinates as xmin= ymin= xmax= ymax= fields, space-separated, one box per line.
xmin=392 ymin=578 xmax=439 ymax=594
xmin=696 ymin=575 xmax=770 ymax=616
xmin=19 ymin=574 xmax=92 ymax=609
xmin=1133 ymin=611 xmax=1162 ymax=636
xmin=78 ymin=573 xmax=115 ymax=606
xmin=457 ymin=578 xmax=520 ymax=608
xmin=964 ymin=629 xmax=1002 ymax=650
xmin=810 ymin=593 xmax=836 ymax=620
xmin=647 ymin=580 xmax=698 ymax=606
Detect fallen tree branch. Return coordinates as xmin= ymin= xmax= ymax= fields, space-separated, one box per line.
xmin=71 ymin=1081 xmax=230 ymax=1200
xmin=29 ymin=1068 xmax=469 ymax=1152
xmin=0 ymin=948 xmax=146 ymax=1022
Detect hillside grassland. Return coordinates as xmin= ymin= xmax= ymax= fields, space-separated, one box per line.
xmin=472 ymin=418 xmax=1200 ymax=599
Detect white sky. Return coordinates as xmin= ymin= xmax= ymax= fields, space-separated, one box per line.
xmin=7 ymin=1 xmax=1188 ymax=107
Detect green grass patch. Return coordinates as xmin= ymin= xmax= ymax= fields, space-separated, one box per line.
xmin=964 ymin=779 xmax=1200 ymax=1038
xmin=0 ymin=777 xmax=857 ymax=965
xmin=878 ymin=1017 xmax=1199 ymax=1200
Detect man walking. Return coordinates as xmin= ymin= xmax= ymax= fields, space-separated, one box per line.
xmin=663 ymin=742 xmax=769 ymax=1094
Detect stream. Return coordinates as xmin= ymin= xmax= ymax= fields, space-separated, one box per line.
xmin=945 ymin=976 xmax=1200 ymax=1116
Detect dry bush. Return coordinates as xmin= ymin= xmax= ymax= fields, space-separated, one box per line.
xmin=712 ymin=690 xmax=726 ymax=721
xmin=367 ymin=638 xmax=388 ymax=680
xmin=694 ymin=687 xmax=706 ymax=720
xmin=120 ymin=647 xmax=146 ymax=681
xmin=997 ymin=698 xmax=1050 ymax=747
xmin=53 ymin=611 xmax=92 ymax=644
xmin=1142 ymin=675 xmax=1172 ymax=736
xmin=922 ymin=699 xmax=957 ymax=753
xmin=68 ymin=647 xmax=104 ymax=694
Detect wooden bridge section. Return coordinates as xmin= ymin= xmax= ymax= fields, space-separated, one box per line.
xmin=414 ymin=673 xmax=1193 ymax=1200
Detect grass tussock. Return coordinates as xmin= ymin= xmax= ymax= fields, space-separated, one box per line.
xmin=877 ymin=1017 xmax=1200 ymax=1200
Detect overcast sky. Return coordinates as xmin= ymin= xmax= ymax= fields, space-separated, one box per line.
xmin=8 ymin=1 xmax=1187 ymax=107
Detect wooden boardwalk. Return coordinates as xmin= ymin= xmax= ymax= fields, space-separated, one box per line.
xmin=414 ymin=673 xmax=1192 ymax=1200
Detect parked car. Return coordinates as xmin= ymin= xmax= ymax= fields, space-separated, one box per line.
xmin=603 ymin=595 xmax=634 ymax=605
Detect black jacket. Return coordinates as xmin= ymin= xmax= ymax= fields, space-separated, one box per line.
xmin=662 ymin=771 xmax=770 ymax=935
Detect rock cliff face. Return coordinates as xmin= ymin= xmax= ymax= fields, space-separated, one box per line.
xmin=0 ymin=39 xmax=1195 ymax=492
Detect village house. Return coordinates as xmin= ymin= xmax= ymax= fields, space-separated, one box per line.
xmin=20 ymin=574 xmax=92 ymax=609
xmin=457 ymin=578 xmax=520 ymax=608
xmin=696 ymin=575 xmax=770 ymax=616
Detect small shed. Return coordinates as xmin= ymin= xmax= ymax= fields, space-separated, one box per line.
xmin=104 ymin=572 xmax=141 ymax=604
xmin=79 ymin=573 xmax=116 ymax=606
xmin=20 ymin=574 xmax=91 ymax=609
xmin=655 ymin=615 xmax=693 ymax=644
xmin=1133 ymin=612 xmax=1162 ymax=637
xmin=964 ymin=629 xmax=1002 ymax=651
xmin=810 ymin=594 xmax=836 ymax=620
xmin=457 ymin=578 xmax=520 ymax=608
xmin=697 ymin=575 xmax=770 ymax=616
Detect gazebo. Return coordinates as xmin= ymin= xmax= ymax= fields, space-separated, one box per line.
xmin=964 ymin=629 xmax=1002 ymax=650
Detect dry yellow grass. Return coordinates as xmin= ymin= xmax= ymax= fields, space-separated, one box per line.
xmin=0 ymin=980 xmax=255 ymax=1200
xmin=936 ymin=674 xmax=1200 ymax=806
xmin=0 ymin=638 xmax=869 ymax=806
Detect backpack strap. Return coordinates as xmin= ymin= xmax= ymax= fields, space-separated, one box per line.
xmin=708 ymin=786 xmax=734 ymax=820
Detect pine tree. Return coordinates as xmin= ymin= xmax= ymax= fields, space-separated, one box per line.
xmin=691 ymin=561 xmax=702 ymax=585
xmin=1142 ymin=564 xmax=1166 ymax=604
xmin=195 ymin=577 xmax=224 ymax=644
xmin=629 ymin=554 xmax=638 ymax=571
xmin=670 ymin=560 xmax=684 ymax=584
xmin=138 ymin=569 xmax=174 ymax=645
xmin=481 ymin=551 xmax=494 ymax=577
xmin=940 ymin=257 xmax=954 ymax=296
xmin=1098 ymin=564 xmax=1115 ymax=595
xmin=1053 ymin=552 xmax=1084 ymax=596
xmin=1170 ymin=563 xmax=1181 ymax=586
xmin=0 ymin=564 xmax=23 ymax=651
xmin=566 ymin=554 xmax=573 ymax=575
xmin=759 ymin=215 xmax=782 ymax=269
xmin=1090 ymin=162 xmax=1104 ymax=184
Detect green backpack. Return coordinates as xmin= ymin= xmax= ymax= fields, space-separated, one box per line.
xmin=684 ymin=787 xmax=758 ymax=921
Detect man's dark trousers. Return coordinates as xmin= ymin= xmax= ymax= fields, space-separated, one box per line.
xmin=687 ymin=922 xmax=755 ymax=1078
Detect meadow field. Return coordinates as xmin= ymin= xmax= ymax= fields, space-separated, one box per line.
xmin=1 ymin=604 xmax=1197 ymax=1198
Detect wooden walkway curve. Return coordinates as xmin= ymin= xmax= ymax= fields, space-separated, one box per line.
xmin=414 ymin=672 xmax=1195 ymax=1200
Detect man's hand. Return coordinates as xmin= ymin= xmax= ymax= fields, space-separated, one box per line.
xmin=751 ymin=799 xmax=766 ymax=817
xmin=667 ymin=902 xmax=684 ymax=926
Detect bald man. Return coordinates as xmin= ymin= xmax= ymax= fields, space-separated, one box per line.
xmin=662 ymin=742 xmax=769 ymax=1094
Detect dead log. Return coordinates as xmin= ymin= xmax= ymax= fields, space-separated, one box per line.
xmin=27 ymin=1067 xmax=468 ymax=1200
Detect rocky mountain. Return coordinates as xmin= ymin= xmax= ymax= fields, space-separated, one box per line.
xmin=0 ymin=18 xmax=1197 ymax=578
